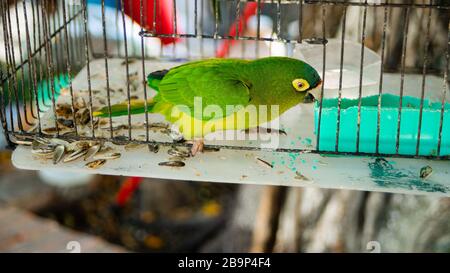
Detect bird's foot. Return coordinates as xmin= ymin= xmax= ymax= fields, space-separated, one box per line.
xmin=244 ymin=127 xmax=287 ymax=136
xmin=190 ymin=139 xmax=204 ymax=156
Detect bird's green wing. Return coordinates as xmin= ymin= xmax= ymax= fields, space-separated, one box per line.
xmin=158 ymin=59 xmax=251 ymax=121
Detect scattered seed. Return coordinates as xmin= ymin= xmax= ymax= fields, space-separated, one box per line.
xmin=32 ymin=148 xmax=54 ymax=158
xmin=168 ymin=147 xmax=190 ymax=158
xmin=55 ymin=103 xmax=73 ymax=117
xmin=34 ymin=136 xmax=50 ymax=145
xmin=148 ymin=122 xmax=169 ymax=129
xmin=60 ymin=131 xmax=78 ymax=139
xmin=75 ymin=108 xmax=90 ymax=126
xmin=112 ymin=135 xmax=129 ymax=145
xmin=148 ymin=143 xmax=159 ymax=153
xmin=294 ymin=171 xmax=310 ymax=181
xmin=49 ymin=138 xmax=70 ymax=147
xmin=256 ymin=157 xmax=273 ymax=168
xmin=94 ymin=152 xmax=121 ymax=160
xmin=10 ymin=135 xmax=33 ymax=145
xmin=42 ymin=127 xmax=58 ymax=135
xmin=168 ymin=156 xmax=186 ymax=162
xmin=168 ymin=130 xmax=184 ymax=142
xmin=124 ymin=143 xmax=146 ymax=151
xmin=66 ymin=140 xmax=90 ymax=152
xmin=53 ymin=145 xmax=65 ymax=164
xmin=14 ymin=139 xmax=33 ymax=146
xmin=84 ymin=144 xmax=102 ymax=161
xmin=244 ymin=127 xmax=287 ymax=136
xmin=98 ymin=119 xmax=109 ymax=126
xmin=305 ymin=37 xmax=328 ymax=45
xmin=57 ymin=118 xmax=74 ymax=128
xmin=85 ymin=159 xmax=107 ymax=169
xmin=63 ymin=149 xmax=88 ymax=163
xmin=121 ymin=59 xmax=136 ymax=65
xmin=158 ymin=161 xmax=185 ymax=167
xmin=267 ymin=128 xmax=287 ymax=135
xmin=73 ymin=97 xmax=86 ymax=110
xmin=420 ymin=165 xmax=433 ymax=179
xmin=203 ymin=146 xmax=220 ymax=152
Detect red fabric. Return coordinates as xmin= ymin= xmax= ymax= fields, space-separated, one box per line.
xmin=216 ymin=2 xmax=260 ymax=58
xmin=116 ymin=177 xmax=143 ymax=207
xmin=123 ymin=0 xmax=179 ymax=45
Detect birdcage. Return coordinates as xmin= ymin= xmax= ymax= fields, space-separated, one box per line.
xmin=1 ymin=0 xmax=449 ymax=196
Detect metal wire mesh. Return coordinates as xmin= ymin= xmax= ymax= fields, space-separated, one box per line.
xmin=1 ymin=0 xmax=449 ymax=160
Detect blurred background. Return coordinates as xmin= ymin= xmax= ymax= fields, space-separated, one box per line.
xmin=0 ymin=0 xmax=449 ymax=252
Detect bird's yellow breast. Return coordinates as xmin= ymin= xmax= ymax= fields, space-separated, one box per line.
xmin=168 ymin=105 xmax=280 ymax=140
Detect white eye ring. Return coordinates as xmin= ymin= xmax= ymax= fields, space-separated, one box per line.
xmin=292 ymin=79 xmax=310 ymax=92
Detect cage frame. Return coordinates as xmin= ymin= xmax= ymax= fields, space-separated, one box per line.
xmin=0 ymin=0 xmax=449 ymax=163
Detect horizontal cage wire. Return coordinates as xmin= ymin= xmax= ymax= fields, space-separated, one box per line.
xmin=0 ymin=0 xmax=449 ymax=164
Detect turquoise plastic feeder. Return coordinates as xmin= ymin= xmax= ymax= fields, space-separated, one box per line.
xmin=314 ymin=94 xmax=450 ymax=156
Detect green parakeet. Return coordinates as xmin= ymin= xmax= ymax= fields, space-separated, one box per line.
xmin=93 ymin=57 xmax=321 ymax=154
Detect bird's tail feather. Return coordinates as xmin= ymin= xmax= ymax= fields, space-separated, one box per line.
xmin=93 ymin=98 xmax=155 ymax=118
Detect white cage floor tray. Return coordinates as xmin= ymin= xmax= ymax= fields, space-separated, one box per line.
xmin=11 ymin=59 xmax=450 ymax=197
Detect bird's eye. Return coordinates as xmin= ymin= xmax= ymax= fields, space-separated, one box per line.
xmin=292 ymin=79 xmax=310 ymax=92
